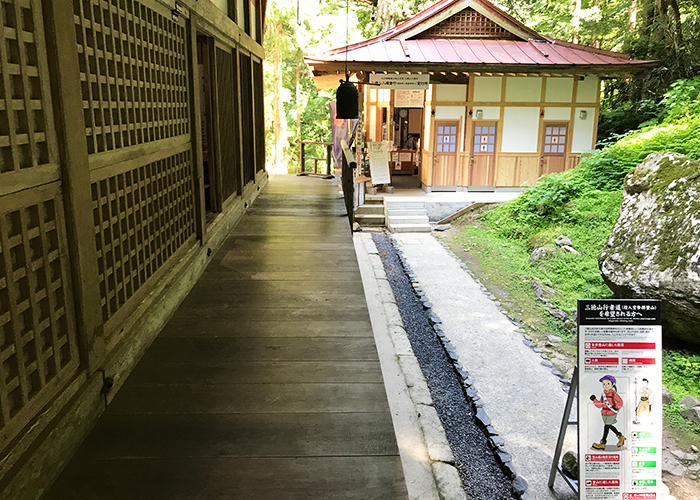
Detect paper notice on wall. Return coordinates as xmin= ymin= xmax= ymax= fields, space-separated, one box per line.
xmin=395 ymin=89 xmax=425 ymax=108
xmin=368 ymin=141 xmax=391 ymax=185
xmin=578 ymin=299 xmax=662 ymax=500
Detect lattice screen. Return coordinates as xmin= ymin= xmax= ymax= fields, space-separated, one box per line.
xmin=414 ymin=8 xmax=519 ymax=39
xmin=73 ymin=0 xmax=190 ymax=155
xmin=253 ymin=60 xmax=265 ymax=174
xmin=240 ymin=53 xmax=254 ymax=185
xmin=91 ymin=150 xmax=196 ymax=326
xmin=0 ymin=0 xmax=55 ymax=174
xmin=0 ymin=194 xmax=79 ymax=439
xmin=215 ymin=47 xmax=239 ymax=201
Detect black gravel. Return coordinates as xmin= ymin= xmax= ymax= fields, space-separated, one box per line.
xmin=372 ymin=233 xmax=517 ymax=500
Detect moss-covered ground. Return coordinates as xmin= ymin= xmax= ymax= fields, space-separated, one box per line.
xmin=439 ymin=94 xmax=700 ymax=446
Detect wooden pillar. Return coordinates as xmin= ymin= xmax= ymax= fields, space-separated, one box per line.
xmin=187 ymin=15 xmax=207 ymax=242
xmin=42 ymin=0 xmax=105 ymax=373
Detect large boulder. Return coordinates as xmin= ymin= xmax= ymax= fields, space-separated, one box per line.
xmin=599 ymin=153 xmax=700 ymax=345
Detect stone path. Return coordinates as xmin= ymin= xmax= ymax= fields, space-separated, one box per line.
xmin=393 ymin=232 xmax=578 ymax=500
xmin=43 ymin=175 xmax=408 ymax=500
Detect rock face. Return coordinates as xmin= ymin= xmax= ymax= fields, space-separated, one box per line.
xmin=599 ymin=153 xmax=700 ymax=345
xmin=530 ymin=246 xmax=557 ymax=264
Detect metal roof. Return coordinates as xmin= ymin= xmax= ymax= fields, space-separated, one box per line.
xmin=305 ymin=0 xmax=658 ymax=79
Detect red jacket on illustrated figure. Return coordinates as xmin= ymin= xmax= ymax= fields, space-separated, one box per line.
xmin=593 ymin=389 xmax=623 ymax=416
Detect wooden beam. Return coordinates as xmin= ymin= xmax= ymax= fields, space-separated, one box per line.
xmin=42 ymin=0 xmax=105 ymax=373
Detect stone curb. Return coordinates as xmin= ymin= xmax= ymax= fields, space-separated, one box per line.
xmin=362 ymin=234 xmax=465 ymax=500
xmin=391 ymin=235 xmax=530 ymax=500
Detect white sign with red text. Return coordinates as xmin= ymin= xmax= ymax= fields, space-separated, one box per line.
xmin=578 ymin=299 xmax=662 ymax=500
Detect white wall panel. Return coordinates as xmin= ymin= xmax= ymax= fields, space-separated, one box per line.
xmin=544 ymin=107 xmax=571 ymax=120
xmin=212 ymin=0 xmax=228 ymax=13
xmin=501 ymin=107 xmax=540 ymax=152
xmin=436 ymin=84 xmax=467 ymax=102
xmin=576 ymin=77 xmax=598 ymax=103
xmin=545 ymin=78 xmax=574 ymax=103
xmin=472 ymin=106 xmax=500 ymax=120
xmin=571 ymin=107 xmax=596 ymax=153
xmin=473 ymin=77 xmax=502 ymax=102
xmin=505 ymin=77 xmax=542 ymax=102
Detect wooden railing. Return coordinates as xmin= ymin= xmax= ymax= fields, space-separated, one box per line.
xmin=298 ymin=141 xmax=333 ymax=176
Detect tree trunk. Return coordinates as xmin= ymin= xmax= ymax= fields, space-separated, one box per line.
xmin=271 ymin=23 xmax=286 ymax=173
xmin=573 ymin=0 xmax=582 ymax=43
xmin=629 ymin=0 xmax=638 ymax=31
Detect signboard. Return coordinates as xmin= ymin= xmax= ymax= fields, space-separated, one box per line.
xmin=578 ymin=299 xmax=662 ymax=500
xmin=369 ymin=74 xmax=430 ymax=89
xmin=368 ymin=141 xmax=391 ymax=185
xmin=395 ymin=89 xmax=425 ymax=108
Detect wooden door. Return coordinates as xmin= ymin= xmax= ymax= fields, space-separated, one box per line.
xmin=432 ymin=120 xmax=459 ymax=186
xmin=541 ymin=123 xmax=569 ymax=175
xmin=469 ymin=121 xmax=496 ymax=186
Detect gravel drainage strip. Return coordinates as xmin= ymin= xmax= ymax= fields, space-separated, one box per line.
xmin=372 ymin=232 xmax=527 ymax=500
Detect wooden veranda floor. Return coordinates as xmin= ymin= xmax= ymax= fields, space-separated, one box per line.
xmin=44 ymin=175 xmax=408 ymax=499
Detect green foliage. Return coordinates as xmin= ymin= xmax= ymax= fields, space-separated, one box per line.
xmin=662 ymin=350 xmax=700 ymax=435
xmin=483 ymin=99 xmax=700 ymax=241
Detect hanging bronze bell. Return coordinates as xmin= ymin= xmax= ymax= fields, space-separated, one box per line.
xmin=336 ymin=78 xmax=359 ymax=119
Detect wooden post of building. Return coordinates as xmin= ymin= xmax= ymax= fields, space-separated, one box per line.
xmin=299 ymin=142 xmax=305 ymax=174
xmin=326 ymin=143 xmax=332 ymax=175
xmin=187 ymin=15 xmax=207 ymax=242
xmin=42 ymin=0 xmax=105 ymax=373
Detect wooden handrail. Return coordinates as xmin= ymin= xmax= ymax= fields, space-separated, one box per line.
xmin=298 ymin=141 xmax=333 ymax=175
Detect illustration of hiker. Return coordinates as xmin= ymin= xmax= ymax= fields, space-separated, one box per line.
xmin=590 ymin=374 xmax=625 ymax=450
xmin=634 ymin=378 xmax=653 ymax=422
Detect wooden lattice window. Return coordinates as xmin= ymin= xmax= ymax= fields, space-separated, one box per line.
xmin=473 ymin=124 xmax=496 ymax=153
xmin=414 ymin=8 xmax=519 ymax=39
xmin=544 ymin=125 xmax=568 ymax=154
xmin=215 ymin=47 xmax=239 ymax=201
xmin=240 ymin=53 xmax=254 ymax=185
xmin=253 ymin=60 xmax=265 ymax=174
xmin=91 ymin=150 xmax=196 ymax=328
xmin=74 ymin=0 xmax=190 ymax=155
xmin=0 ymin=194 xmax=79 ymax=440
xmin=0 ymin=0 xmax=56 ymax=174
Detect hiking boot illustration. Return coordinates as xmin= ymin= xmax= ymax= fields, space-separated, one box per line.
xmin=592 ymin=440 xmax=606 ymax=450
xmin=617 ymin=434 xmax=625 ymax=447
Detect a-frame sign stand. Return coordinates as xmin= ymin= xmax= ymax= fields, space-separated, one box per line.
xmin=549 ymin=364 xmax=579 ymax=496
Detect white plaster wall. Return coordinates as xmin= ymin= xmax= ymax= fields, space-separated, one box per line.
xmin=505 ymin=77 xmax=542 ymax=102
xmin=576 ymin=77 xmax=598 ymax=103
xmin=212 ymin=0 xmax=228 ymax=13
xmin=544 ymin=107 xmax=571 ymax=120
xmin=237 ymin=0 xmax=245 ymax=27
xmin=473 ymin=77 xmax=502 ymax=102
xmin=502 ymin=107 xmax=540 ymax=152
xmin=436 ymin=84 xmax=467 ymax=102
xmin=435 ymin=106 xmax=466 ymax=150
xmin=545 ymin=78 xmax=574 ymax=103
xmin=571 ymin=107 xmax=596 ymax=153
xmin=472 ymin=106 xmax=500 ymax=120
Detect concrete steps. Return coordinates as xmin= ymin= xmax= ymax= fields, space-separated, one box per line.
xmin=354 ymin=197 xmax=386 ymax=227
xmin=386 ymin=201 xmax=431 ymax=233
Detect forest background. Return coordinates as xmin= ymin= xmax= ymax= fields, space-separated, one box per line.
xmin=263 ymin=0 xmax=700 ymax=173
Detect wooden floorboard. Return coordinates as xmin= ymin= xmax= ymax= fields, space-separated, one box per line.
xmin=42 ymin=175 xmax=408 ymax=499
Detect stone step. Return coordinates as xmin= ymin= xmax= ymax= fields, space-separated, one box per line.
xmin=385 ymin=201 xmax=426 ymax=209
xmin=388 ymin=215 xmax=430 ymax=225
xmin=364 ymin=195 xmax=385 ymax=205
xmin=355 ymin=214 xmax=386 ymax=227
xmin=389 ymin=223 xmax=432 ymax=233
xmin=386 ymin=209 xmax=426 ymax=217
xmin=355 ymin=205 xmax=385 ymax=216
